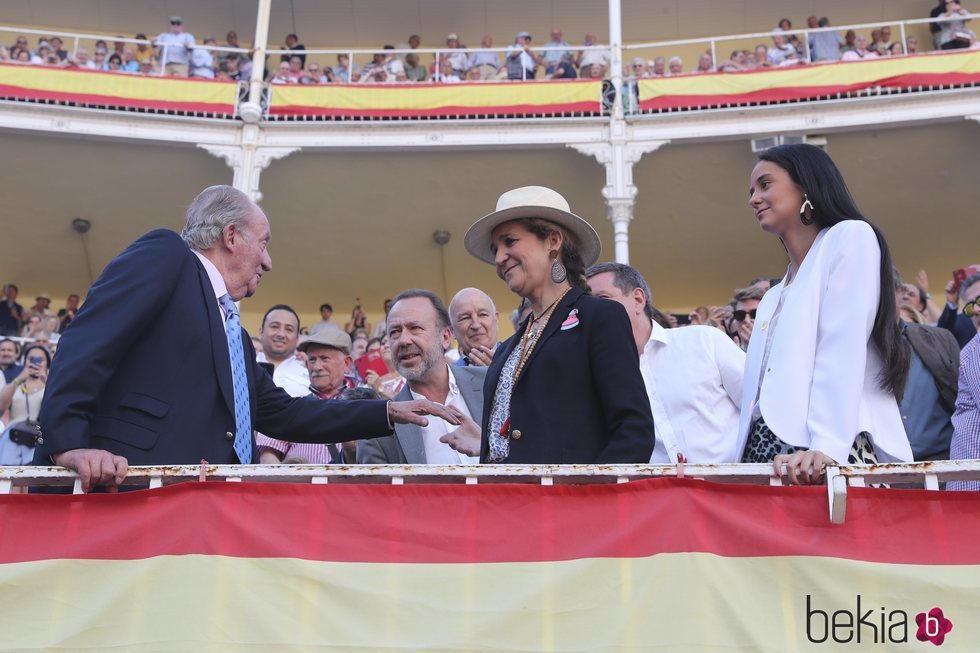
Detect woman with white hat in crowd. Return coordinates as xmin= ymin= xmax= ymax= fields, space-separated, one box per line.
xmin=449 ymin=186 xmax=654 ymax=464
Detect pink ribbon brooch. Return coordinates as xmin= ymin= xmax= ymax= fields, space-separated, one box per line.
xmin=560 ymin=308 xmax=580 ymax=331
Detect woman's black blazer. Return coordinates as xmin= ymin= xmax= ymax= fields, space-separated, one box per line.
xmin=479 ymin=286 xmax=655 ymax=464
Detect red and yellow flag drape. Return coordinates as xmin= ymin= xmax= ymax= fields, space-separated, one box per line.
xmin=0 ymin=62 xmax=238 ymax=115
xmin=4 ymin=51 xmax=977 ymax=120
xmin=268 ymin=78 xmax=603 ymax=118
xmin=0 ymin=478 xmax=977 ymax=651
xmin=637 ymin=50 xmax=980 ymax=111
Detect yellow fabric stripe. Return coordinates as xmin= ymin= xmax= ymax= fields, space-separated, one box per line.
xmin=0 ymin=64 xmax=237 ymax=105
xmin=637 ymin=50 xmax=980 ymax=98
xmin=1 ymin=553 xmax=976 ymax=651
xmin=269 ymin=80 xmax=601 ymax=110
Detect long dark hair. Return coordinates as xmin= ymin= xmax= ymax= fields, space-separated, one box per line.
xmin=758 ymin=144 xmax=908 ymax=397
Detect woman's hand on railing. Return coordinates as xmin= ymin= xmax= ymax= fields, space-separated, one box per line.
xmin=774 ymin=450 xmax=836 ymax=485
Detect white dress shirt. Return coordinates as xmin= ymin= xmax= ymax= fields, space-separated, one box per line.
xmin=192 ymin=250 xmax=228 ymax=313
xmin=256 ymin=352 xmax=310 ymax=398
xmin=410 ymin=365 xmax=480 ymax=464
xmin=641 ymin=322 xmax=745 ymax=464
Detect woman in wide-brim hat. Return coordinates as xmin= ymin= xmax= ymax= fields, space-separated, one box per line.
xmin=452 ymin=186 xmax=654 ymax=464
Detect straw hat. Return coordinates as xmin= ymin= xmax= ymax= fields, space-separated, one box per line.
xmin=463 ymin=186 xmax=601 ymax=266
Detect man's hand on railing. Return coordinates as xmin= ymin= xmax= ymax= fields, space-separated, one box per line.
xmin=52 ymin=448 xmax=129 ymax=493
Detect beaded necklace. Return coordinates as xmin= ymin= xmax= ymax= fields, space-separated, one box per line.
xmin=510 ymin=286 xmax=571 ymax=386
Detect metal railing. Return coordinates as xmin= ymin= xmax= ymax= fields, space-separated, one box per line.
xmin=3 ymin=14 xmax=977 ymax=121
xmin=0 ymin=25 xmax=251 ymax=77
xmin=3 ymin=461 xmax=979 ymax=524
xmin=622 ymin=14 xmax=980 ymax=72
xmin=266 ymin=44 xmax=612 ymax=83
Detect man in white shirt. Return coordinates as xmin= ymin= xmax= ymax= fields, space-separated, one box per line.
xmin=155 ymin=15 xmax=195 ymax=77
xmin=190 ymin=36 xmax=216 ymax=79
xmin=443 ymin=33 xmax=469 ymax=79
xmin=587 ymin=263 xmax=745 ymax=464
xmin=841 ymin=35 xmax=879 ymax=61
xmin=577 ymin=32 xmax=609 ymax=78
xmin=767 ymin=28 xmax=799 ymax=65
xmin=256 ymin=304 xmax=310 ymax=398
xmin=357 ymin=289 xmax=485 ymax=464
xmin=506 ymin=31 xmax=542 ymax=80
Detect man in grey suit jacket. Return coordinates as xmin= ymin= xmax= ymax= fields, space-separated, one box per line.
xmin=900 ymin=321 xmax=961 ymax=460
xmin=358 ymin=289 xmax=486 ymax=464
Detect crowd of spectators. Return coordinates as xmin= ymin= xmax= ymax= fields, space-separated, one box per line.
xmin=2 ymin=3 xmax=976 ymax=85
xmin=630 ymin=5 xmax=977 ymax=79
xmin=3 ymin=254 xmax=978 ymax=473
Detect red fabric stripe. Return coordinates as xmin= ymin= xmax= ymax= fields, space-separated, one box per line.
xmin=268 ymin=101 xmax=600 ymax=117
xmin=2 ymin=479 xmax=979 ymax=565
xmin=638 ymin=71 xmax=980 ymax=110
xmin=320 ymin=78 xmax=601 ymax=89
xmin=0 ymin=84 xmax=235 ymax=114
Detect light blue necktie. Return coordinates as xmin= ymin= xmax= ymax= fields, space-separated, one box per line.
xmin=219 ymin=294 xmax=253 ymax=464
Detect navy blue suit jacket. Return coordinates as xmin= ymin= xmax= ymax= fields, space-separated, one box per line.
xmin=34 ymin=230 xmax=392 ymax=466
xmin=479 ymin=286 xmax=654 ymax=464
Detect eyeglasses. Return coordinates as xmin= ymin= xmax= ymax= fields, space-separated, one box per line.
xmin=964 ymin=298 xmax=980 ymax=317
xmin=733 ymin=309 xmax=758 ymax=321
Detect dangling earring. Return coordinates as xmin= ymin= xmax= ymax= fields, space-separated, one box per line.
xmin=799 ymin=193 xmax=815 ymax=226
xmin=550 ymin=254 xmax=567 ymax=283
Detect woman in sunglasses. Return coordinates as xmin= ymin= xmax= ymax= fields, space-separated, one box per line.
xmin=737 ymin=144 xmax=912 ymax=484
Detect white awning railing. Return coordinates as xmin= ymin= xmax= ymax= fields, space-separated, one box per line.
xmin=3 ymin=460 xmax=979 ymax=524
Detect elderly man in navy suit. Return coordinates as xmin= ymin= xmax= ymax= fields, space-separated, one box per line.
xmin=35 ymin=186 xmax=457 ymax=491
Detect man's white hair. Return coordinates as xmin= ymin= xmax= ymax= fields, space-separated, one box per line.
xmin=181 ymin=185 xmax=255 ymax=251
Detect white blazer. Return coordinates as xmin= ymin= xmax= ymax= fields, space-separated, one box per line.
xmin=736 ymin=220 xmax=912 ymax=465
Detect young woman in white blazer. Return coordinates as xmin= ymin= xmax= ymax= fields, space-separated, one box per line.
xmin=738 ymin=144 xmax=912 ymax=484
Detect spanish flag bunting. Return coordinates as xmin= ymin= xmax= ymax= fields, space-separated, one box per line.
xmin=1 ymin=477 xmax=978 ymax=651
xmin=268 ymin=78 xmax=603 ymax=118
xmin=637 ymin=49 xmax=980 ymax=111
xmin=0 ymin=62 xmax=238 ymax=115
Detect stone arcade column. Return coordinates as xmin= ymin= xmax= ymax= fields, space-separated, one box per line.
xmin=569 ymin=138 xmax=669 ymax=264
xmin=198 ymin=130 xmax=299 ymax=203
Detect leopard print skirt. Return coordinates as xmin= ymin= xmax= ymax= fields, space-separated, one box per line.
xmin=741 ymin=417 xmax=878 ymax=465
